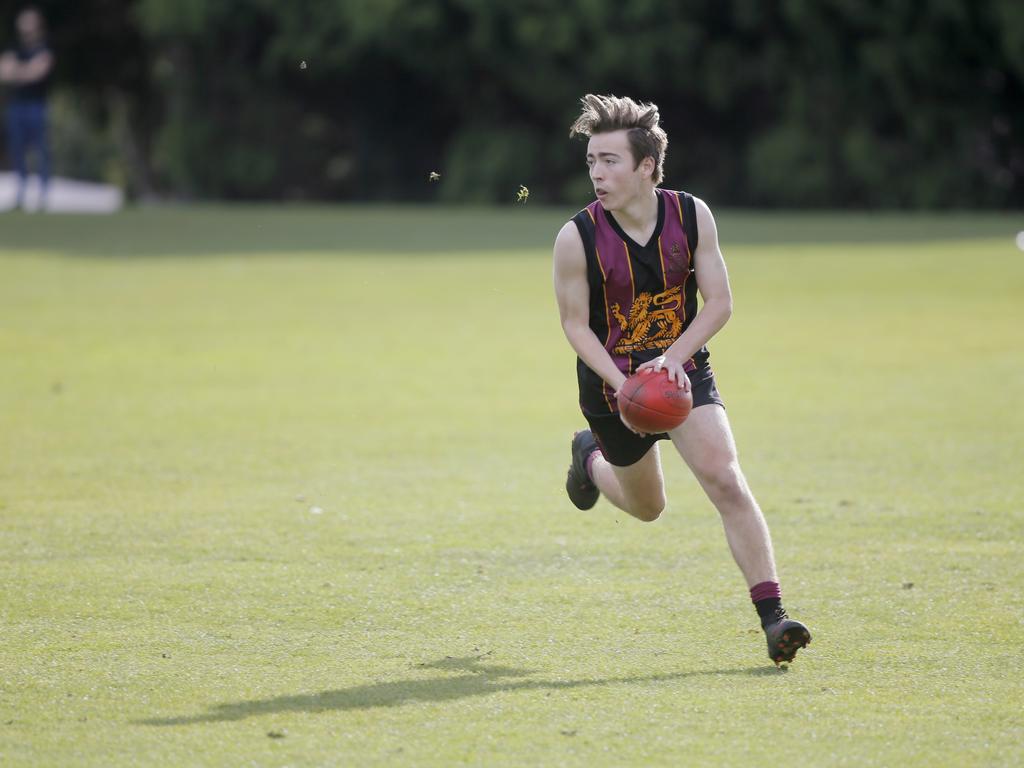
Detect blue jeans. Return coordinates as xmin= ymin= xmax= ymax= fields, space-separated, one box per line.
xmin=5 ymin=100 xmax=50 ymax=204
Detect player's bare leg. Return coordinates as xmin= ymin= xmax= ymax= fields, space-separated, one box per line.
xmin=590 ymin=445 xmax=666 ymax=522
xmin=669 ymin=405 xmax=810 ymax=663
xmin=669 ymin=405 xmax=775 ymax=585
xmin=566 ymin=430 xmax=666 ymax=521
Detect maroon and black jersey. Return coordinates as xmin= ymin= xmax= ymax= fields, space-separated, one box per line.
xmin=571 ymin=188 xmax=708 ymax=415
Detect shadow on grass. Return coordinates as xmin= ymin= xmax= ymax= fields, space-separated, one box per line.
xmin=138 ymin=654 xmax=781 ymax=726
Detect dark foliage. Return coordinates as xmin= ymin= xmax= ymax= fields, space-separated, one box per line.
xmin=1 ymin=0 xmax=1021 ymax=206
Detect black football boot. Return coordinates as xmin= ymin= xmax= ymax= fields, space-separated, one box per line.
xmin=565 ymin=430 xmax=600 ymax=510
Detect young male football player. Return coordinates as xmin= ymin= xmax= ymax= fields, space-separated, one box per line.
xmin=553 ymin=94 xmax=810 ymax=664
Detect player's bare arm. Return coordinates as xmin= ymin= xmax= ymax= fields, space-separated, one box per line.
xmin=553 ymin=222 xmax=628 ymax=393
xmin=0 ymin=51 xmax=16 ymax=81
xmin=0 ymin=49 xmax=52 ymax=84
xmin=19 ymin=49 xmax=53 ymax=82
xmin=638 ymin=197 xmax=733 ymax=387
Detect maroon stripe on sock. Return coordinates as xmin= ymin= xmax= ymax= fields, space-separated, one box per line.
xmin=749 ymin=581 xmax=781 ymax=603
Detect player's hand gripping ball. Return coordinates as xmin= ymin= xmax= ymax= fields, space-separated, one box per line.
xmin=616 ymin=369 xmax=693 ymax=433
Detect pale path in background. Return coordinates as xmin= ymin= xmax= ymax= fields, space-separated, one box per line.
xmin=0 ymin=171 xmax=122 ymax=213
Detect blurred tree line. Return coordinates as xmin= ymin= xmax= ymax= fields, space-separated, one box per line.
xmin=1 ymin=0 xmax=1021 ymax=207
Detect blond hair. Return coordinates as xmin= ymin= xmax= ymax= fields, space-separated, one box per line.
xmin=569 ymin=94 xmax=668 ymax=184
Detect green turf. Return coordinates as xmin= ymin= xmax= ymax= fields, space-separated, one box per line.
xmin=0 ymin=203 xmax=1020 ymax=255
xmin=1 ymin=208 xmax=1023 ymax=766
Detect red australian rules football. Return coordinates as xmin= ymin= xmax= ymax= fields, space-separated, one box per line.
xmin=616 ymin=369 xmax=693 ymax=433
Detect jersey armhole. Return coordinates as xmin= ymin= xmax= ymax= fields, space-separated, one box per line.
xmin=681 ymin=192 xmax=699 ymax=261
xmin=572 ymin=210 xmax=596 ymax=258
xmin=571 ymin=210 xmax=601 ymax=290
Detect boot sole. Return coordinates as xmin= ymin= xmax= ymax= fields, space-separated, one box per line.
xmin=771 ymin=625 xmax=812 ymax=665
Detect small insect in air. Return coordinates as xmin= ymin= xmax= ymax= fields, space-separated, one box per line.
xmin=429 ymin=171 xmax=441 ymax=182
xmin=516 ymin=185 xmax=529 ymax=203
xmin=300 ymin=60 xmax=308 ymax=70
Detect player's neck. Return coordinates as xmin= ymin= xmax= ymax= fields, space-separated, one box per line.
xmin=608 ymin=187 xmax=658 ymax=237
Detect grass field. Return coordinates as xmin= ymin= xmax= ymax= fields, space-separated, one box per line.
xmin=2 ymin=206 xmax=1023 ymax=766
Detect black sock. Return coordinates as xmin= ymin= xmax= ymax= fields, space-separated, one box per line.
xmin=755 ymin=598 xmax=786 ymax=628
xmin=750 ymin=581 xmax=786 ymax=627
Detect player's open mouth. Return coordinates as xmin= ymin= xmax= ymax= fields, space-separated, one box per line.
xmin=595 ymin=188 xmax=607 ymax=198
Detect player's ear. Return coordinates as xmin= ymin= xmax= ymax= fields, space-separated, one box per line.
xmin=640 ymin=156 xmax=655 ymax=179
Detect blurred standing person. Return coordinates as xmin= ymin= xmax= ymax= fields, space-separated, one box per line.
xmin=1 ymin=6 xmax=54 ymax=211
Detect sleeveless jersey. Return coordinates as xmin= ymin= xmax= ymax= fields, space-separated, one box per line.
xmin=571 ymin=188 xmax=709 ymax=415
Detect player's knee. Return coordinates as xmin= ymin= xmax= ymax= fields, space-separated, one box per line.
xmin=698 ymin=461 xmax=746 ymax=503
xmin=628 ymin=495 xmax=666 ymax=522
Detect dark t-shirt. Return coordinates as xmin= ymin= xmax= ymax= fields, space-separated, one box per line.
xmin=9 ymin=44 xmax=51 ymax=103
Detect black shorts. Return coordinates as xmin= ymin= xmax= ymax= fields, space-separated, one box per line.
xmin=582 ymin=365 xmax=724 ymax=467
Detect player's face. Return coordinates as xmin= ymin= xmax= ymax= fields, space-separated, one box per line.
xmin=586 ymin=130 xmax=650 ymax=210
xmin=16 ymin=11 xmax=43 ymax=45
